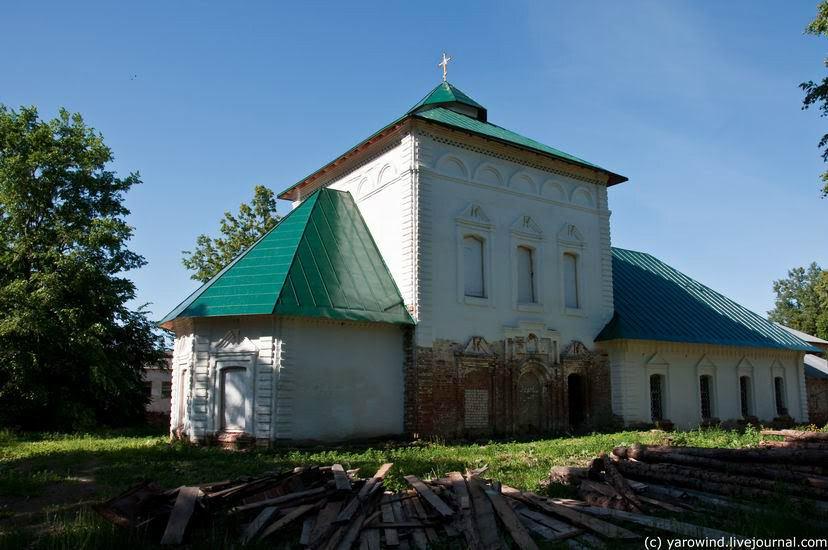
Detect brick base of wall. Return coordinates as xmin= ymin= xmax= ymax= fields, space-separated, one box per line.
xmin=807 ymin=378 xmax=828 ymax=426
xmin=404 ymin=337 xmax=613 ymax=439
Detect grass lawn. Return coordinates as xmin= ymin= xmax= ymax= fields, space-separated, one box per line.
xmin=0 ymin=426 xmax=820 ymax=549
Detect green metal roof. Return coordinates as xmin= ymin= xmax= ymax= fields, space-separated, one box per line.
xmin=278 ymin=82 xmax=626 ymax=200
xmin=408 ymin=82 xmax=488 ymax=121
xmin=596 ymin=248 xmax=819 ymax=352
xmin=160 ymin=188 xmax=413 ymax=327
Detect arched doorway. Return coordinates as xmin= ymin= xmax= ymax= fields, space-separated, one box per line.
xmin=568 ymin=373 xmax=586 ymax=428
xmin=517 ymin=371 xmax=543 ymax=432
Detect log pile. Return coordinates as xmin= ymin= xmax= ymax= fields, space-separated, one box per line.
xmin=545 ymin=429 xmax=828 ymax=540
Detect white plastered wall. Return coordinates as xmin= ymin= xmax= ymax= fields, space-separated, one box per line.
xmin=169 ymin=315 xmax=404 ymax=442
xmin=413 ymin=125 xmax=614 ymax=349
xmin=599 ymin=339 xmax=808 ymax=428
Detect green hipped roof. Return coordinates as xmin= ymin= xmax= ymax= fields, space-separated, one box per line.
xmin=408 ymin=82 xmax=488 ymax=121
xmin=596 ymin=248 xmax=819 ymax=352
xmin=159 ymin=188 xmax=413 ymax=327
xmin=278 ymin=81 xmax=626 ymax=200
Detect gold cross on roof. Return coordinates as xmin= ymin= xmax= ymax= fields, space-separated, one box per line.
xmin=438 ymin=52 xmax=452 ymax=82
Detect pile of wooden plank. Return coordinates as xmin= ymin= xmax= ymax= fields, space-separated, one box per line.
xmin=94 ymin=430 xmax=828 ymax=547
xmin=94 ymin=462 xmax=649 ymax=548
xmin=544 ymin=429 xmax=828 ymax=541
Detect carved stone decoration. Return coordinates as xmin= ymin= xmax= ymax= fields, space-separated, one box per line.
xmin=561 ymin=340 xmax=593 ymax=360
xmin=557 ymin=222 xmax=585 ymax=249
xmin=511 ymin=214 xmax=543 ymax=240
xmin=456 ymin=202 xmax=494 ymax=230
xmin=212 ymin=329 xmax=259 ymax=354
xmin=463 ymin=336 xmax=493 ymax=356
xmin=503 ymin=321 xmax=561 ymax=363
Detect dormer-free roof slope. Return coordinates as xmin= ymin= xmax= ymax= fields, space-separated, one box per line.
xmin=278 ymin=81 xmax=627 ymax=201
xmin=597 ymin=248 xmax=819 ymax=352
xmin=159 ymin=189 xmax=413 ymax=328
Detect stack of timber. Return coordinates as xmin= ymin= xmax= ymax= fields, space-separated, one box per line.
xmin=541 ymin=429 xmax=828 ymax=542
xmin=93 ymin=463 xmax=644 ymax=548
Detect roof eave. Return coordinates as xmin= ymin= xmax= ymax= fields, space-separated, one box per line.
xmin=277 ymin=117 xmax=409 ymax=202
xmin=413 ymin=116 xmax=627 ymax=186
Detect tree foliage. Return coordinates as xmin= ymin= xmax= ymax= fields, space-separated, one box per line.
xmin=182 ymin=185 xmax=280 ymax=283
xmin=0 ymin=105 xmax=164 ymax=430
xmin=768 ymin=262 xmax=828 ymax=340
xmin=801 ymin=0 xmax=828 ymax=196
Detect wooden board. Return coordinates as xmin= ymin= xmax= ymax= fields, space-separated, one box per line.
xmin=258 ymin=503 xmax=316 ymax=541
xmin=160 ymin=486 xmax=200 ymax=545
xmin=403 ymin=475 xmax=454 ymax=518
xmin=380 ymin=494 xmax=399 ymax=546
xmin=310 ymin=500 xmax=342 ymax=545
xmin=239 ymin=505 xmax=279 ymax=543
xmin=332 ymin=464 xmax=352 ymax=492
xmin=484 ymin=487 xmax=539 ymax=550
xmin=466 ymin=476 xmax=504 ymax=550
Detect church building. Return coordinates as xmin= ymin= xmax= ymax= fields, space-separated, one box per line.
xmin=160 ymin=73 xmax=818 ymax=445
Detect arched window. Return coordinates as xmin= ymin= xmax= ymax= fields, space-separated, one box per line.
xmin=650 ymin=374 xmax=664 ymax=421
xmin=739 ymin=376 xmax=752 ymax=417
xmin=563 ymin=253 xmax=579 ymax=309
xmin=699 ymin=375 xmax=713 ymax=419
xmin=517 ymin=246 xmax=535 ymax=303
xmin=774 ymin=376 xmax=787 ymax=416
xmin=463 ymin=236 xmax=485 ymax=298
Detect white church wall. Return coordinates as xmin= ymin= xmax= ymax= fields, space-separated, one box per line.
xmin=275 ymin=317 xmax=405 ymax=441
xmin=413 ymin=129 xmax=613 ymax=349
xmin=170 ymin=315 xmax=404 ymax=443
xmin=600 ymin=340 xmax=807 ymax=429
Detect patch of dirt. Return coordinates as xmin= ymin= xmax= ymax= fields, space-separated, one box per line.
xmin=0 ymin=460 xmax=110 ymax=526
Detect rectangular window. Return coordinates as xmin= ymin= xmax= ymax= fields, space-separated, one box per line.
xmin=517 ymin=246 xmax=535 ymax=303
xmin=739 ymin=376 xmax=751 ymax=417
xmin=144 ymin=381 xmax=153 ymax=398
xmin=699 ymin=375 xmax=712 ymax=419
xmin=463 ymin=236 xmax=485 ymax=298
xmin=774 ymin=376 xmax=787 ymax=416
xmin=563 ymin=253 xmax=579 ymax=309
xmin=161 ymin=381 xmax=172 ymax=398
xmin=649 ymin=374 xmax=664 ymax=421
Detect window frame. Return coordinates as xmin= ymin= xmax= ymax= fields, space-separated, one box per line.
xmin=557 ymin=223 xmax=586 ymax=317
xmin=456 ymin=204 xmax=495 ymax=307
xmin=462 ymin=234 xmax=486 ymax=299
xmin=649 ymin=373 xmax=666 ymax=422
xmin=510 ymin=214 xmax=544 ymax=311
xmin=645 ymin=354 xmax=669 ymax=423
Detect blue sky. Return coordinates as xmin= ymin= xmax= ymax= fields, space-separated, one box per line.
xmin=2 ymin=1 xmax=827 ymax=321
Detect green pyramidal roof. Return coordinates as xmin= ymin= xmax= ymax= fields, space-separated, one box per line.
xmin=596 ymin=248 xmax=818 ymax=352
xmin=160 ymin=189 xmax=413 ymax=327
xmin=408 ymin=81 xmax=488 ymax=121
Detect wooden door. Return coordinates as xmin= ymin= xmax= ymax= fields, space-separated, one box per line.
xmin=221 ymin=368 xmax=247 ymax=431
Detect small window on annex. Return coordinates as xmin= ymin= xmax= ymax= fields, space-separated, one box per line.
xmin=161 ymin=381 xmax=172 ymax=399
xmin=774 ymin=376 xmax=787 ymax=416
xmin=517 ymin=246 xmax=536 ymax=303
xmin=649 ymin=374 xmax=665 ymax=422
xmin=739 ymin=376 xmax=752 ymax=417
xmin=563 ymin=253 xmax=579 ymax=309
xmin=699 ymin=375 xmax=713 ymax=419
xmin=463 ymin=236 xmax=485 ymax=298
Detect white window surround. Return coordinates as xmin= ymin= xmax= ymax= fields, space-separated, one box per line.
xmin=456 ymin=203 xmax=495 ymax=307
xmin=511 ymin=215 xmax=543 ymax=312
xmin=771 ymin=361 xmax=787 ymax=415
xmin=645 ymin=353 xmax=669 ymax=423
xmin=207 ymin=331 xmax=259 ymax=435
xmin=557 ymin=223 xmax=586 ymax=317
xmin=696 ymin=356 xmax=717 ymax=420
xmin=737 ymin=358 xmax=756 ymax=418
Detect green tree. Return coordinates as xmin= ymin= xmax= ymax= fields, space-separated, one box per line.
xmin=182 ymin=185 xmax=280 ymax=282
xmin=801 ymin=0 xmax=828 ymax=196
xmin=0 ymin=105 xmax=164 ymax=430
xmin=768 ymin=262 xmax=828 ymax=340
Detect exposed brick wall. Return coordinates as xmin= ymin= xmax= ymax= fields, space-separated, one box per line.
xmin=405 ymin=338 xmax=613 ymax=438
xmin=807 ymin=378 xmax=828 ymax=426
